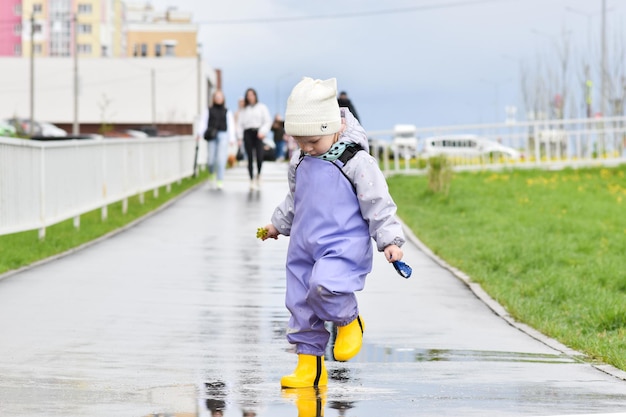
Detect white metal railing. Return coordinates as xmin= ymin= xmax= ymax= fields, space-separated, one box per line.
xmin=367 ymin=116 xmax=626 ymax=176
xmin=0 ymin=135 xmax=196 ymax=238
xmin=3 ymin=116 xmax=625 ymax=237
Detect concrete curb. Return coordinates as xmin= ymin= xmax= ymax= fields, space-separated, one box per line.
xmin=399 ymin=219 xmax=626 ymax=383
xmin=0 ymin=179 xmax=208 ymax=283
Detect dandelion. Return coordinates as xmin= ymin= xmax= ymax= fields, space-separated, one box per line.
xmin=256 ymin=227 xmax=268 ymax=239
xmin=607 ymin=184 xmax=626 ymax=195
xmin=485 ymin=174 xmax=500 ymax=183
xmin=600 ymin=169 xmax=611 ymax=180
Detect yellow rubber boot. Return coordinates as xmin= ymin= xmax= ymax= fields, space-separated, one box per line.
xmin=333 ymin=315 xmax=365 ymax=361
xmin=282 ymin=386 xmax=327 ymax=417
xmin=281 ymin=354 xmax=328 ymax=388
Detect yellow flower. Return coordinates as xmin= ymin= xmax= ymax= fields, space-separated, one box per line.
xmin=600 ymin=169 xmax=611 ymax=179
xmin=256 ymin=227 xmax=268 ymax=239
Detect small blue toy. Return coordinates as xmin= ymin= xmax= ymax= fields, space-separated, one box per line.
xmin=393 ymin=260 xmax=412 ymax=279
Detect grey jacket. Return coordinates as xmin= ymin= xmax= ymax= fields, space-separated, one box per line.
xmin=271 ymin=109 xmax=406 ymax=252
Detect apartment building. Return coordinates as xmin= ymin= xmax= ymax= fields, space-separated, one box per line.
xmin=13 ymin=0 xmax=123 ymax=58
xmin=125 ymin=3 xmax=198 ymax=58
xmin=0 ymin=0 xmax=22 ymax=56
xmin=1 ymin=1 xmax=197 ymax=58
xmin=0 ymin=2 xmax=208 ymax=134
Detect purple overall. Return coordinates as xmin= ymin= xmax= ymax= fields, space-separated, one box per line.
xmin=285 ymin=155 xmax=373 ymax=356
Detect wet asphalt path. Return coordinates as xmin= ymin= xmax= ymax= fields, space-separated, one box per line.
xmin=1 ymin=162 xmax=626 ymax=417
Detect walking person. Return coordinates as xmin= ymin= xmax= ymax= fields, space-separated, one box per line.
xmin=271 ymin=114 xmax=286 ymax=161
xmin=258 ymin=77 xmax=406 ymax=388
xmin=233 ymin=97 xmax=246 ymax=164
xmin=236 ymin=88 xmax=272 ymax=190
xmin=198 ymin=90 xmax=236 ymax=190
xmin=337 ymin=90 xmax=360 ymax=123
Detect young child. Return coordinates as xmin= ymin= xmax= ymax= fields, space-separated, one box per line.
xmin=259 ymin=77 xmax=406 ymax=388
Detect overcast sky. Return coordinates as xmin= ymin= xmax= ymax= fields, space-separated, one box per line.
xmin=150 ymin=0 xmax=625 ymax=132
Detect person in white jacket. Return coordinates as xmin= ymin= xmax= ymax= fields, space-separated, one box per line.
xmin=197 ymin=90 xmax=236 ymax=190
xmin=236 ymin=88 xmax=272 ymax=190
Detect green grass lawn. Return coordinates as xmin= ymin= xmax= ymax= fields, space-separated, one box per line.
xmin=0 ymin=171 xmax=208 ymax=276
xmin=388 ymin=165 xmax=626 ymax=371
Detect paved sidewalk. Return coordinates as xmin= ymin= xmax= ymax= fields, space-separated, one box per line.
xmin=0 ymin=162 xmax=626 ymax=417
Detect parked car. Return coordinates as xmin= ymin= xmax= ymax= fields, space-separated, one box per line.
xmin=368 ymin=124 xmax=418 ymax=160
xmin=0 ymin=120 xmax=17 ymax=137
xmin=2 ymin=118 xmax=67 ymax=137
xmin=131 ymin=125 xmax=159 ymax=137
xmin=3 ymin=118 xmax=32 ymax=136
xmin=124 ymin=129 xmax=150 ymax=138
xmin=423 ymin=134 xmax=520 ymax=159
xmin=390 ymin=124 xmax=418 ymax=159
xmin=38 ymin=122 xmax=67 ymax=137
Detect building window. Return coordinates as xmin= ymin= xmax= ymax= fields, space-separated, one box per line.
xmin=77 ymin=23 xmax=92 ymax=34
xmin=14 ymin=44 xmax=22 ymax=56
xmin=14 ymin=4 xmax=22 ymax=16
xmin=33 ymin=4 xmax=43 ymax=13
xmin=133 ymin=44 xmax=138 ymax=57
xmin=77 ymin=43 xmax=92 ymax=54
xmin=155 ymin=44 xmax=161 ymax=57
xmin=164 ymin=43 xmax=176 ymax=57
xmin=77 ymin=4 xmax=92 ymax=14
xmin=33 ymin=23 xmax=43 ymax=33
xmin=33 ymin=44 xmax=43 ymax=54
xmin=14 ymin=23 xmax=22 ymax=36
xmin=140 ymin=43 xmax=147 ymax=57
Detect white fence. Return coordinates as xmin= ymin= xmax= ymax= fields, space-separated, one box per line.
xmin=3 ymin=116 xmax=626 ymax=238
xmin=368 ymin=116 xmax=626 ymax=176
xmin=0 ymin=136 xmax=196 ymax=238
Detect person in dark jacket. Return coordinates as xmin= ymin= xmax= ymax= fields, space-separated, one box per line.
xmin=197 ymin=90 xmax=236 ymax=190
xmin=271 ymin=114 xmax=286 ymax=161
xmin=337 ymin=91 xmax=360 ymax=123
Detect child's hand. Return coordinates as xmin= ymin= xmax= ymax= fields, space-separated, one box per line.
xmin=384 ymin=245 xmax=403 ymax=263
xmin=258 ymin=224 xmax=279 ymax=241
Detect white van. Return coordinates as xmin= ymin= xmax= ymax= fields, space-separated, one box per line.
xmin=423 ymin=134 xmax=520 ymax=159
xmin=390 ymin=124 xmax=418 ymax=158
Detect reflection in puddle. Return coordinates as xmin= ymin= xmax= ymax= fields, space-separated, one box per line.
xmin=145 ymin=414 xmax=196 ymax=417
xmin=281 ymin=387 xmax=326 ymax=417
xmin=197 ymin=379 xmax=260 ymax=417
xmin=356 ymin=344 xmax=581 ymax=364
xmin=322 ymin=323 xmax=573 ymax=365
xmin=137 ymin=345 xmax=595 ymax=417
xmin=328 ymin=399 xmax=356 ymax=417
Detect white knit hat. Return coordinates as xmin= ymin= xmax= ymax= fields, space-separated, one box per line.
xmin=284 ymin=77 xmax=341 ymax=136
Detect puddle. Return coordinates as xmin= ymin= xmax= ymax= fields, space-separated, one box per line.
xmin=352 ymin=343 xmax=580 ymax=364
